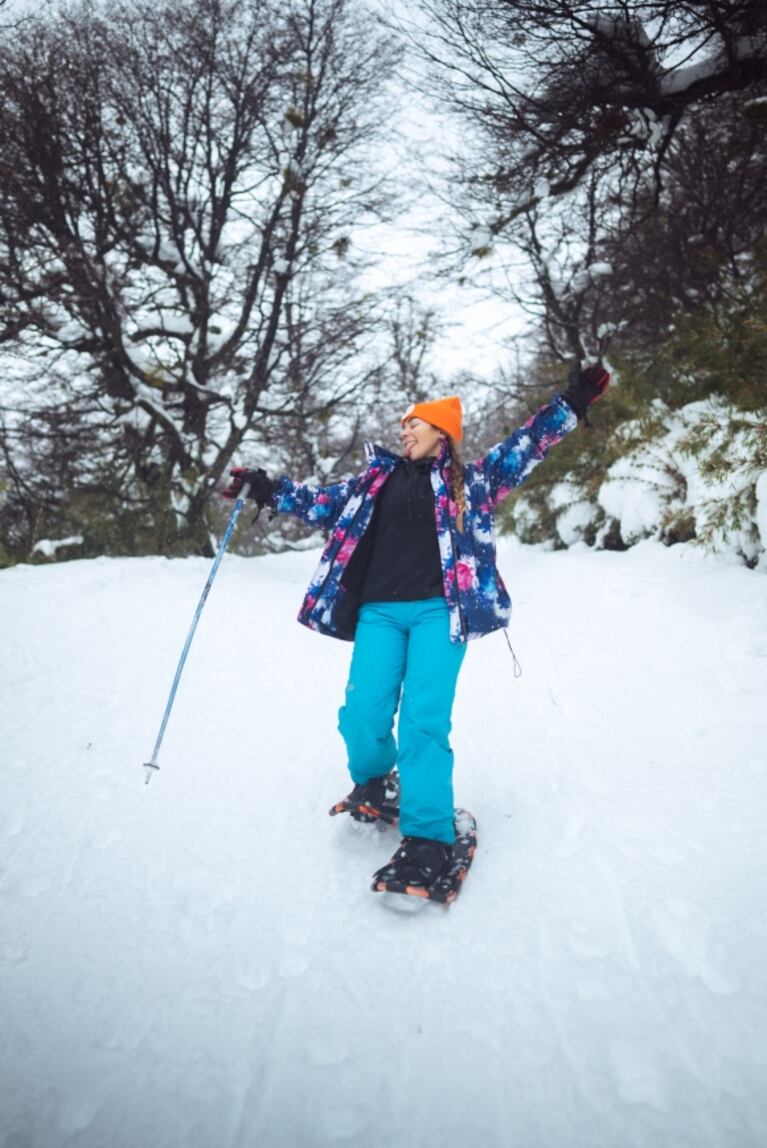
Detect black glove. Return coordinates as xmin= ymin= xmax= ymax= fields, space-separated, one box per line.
xmin=221 ymin=466 xmax=276 ymax=508
xmin=562 ymin=360 xmax=611 ymax=421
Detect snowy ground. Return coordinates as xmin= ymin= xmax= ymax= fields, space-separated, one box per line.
xmin=2 ymin=539 xmax=766 ymax=1148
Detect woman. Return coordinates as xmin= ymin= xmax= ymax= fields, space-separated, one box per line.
xmin=223 ymin=362 xmax=609 ymax=894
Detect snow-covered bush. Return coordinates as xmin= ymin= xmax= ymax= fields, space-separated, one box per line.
xmin=597 ymin=399 xmax=766 ymax=566
xmin=501 ymin=242 xmax=767 ymax=570
xmin=547 ymin=481 xmax=598 ymax=547
xmin=504 ymin=391 xmax=766 ymax=568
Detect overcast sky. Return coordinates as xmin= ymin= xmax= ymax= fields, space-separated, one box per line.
xmin=359 ymin=0 xmax=530 ymax=381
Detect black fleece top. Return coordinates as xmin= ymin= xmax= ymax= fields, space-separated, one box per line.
xmin=358 ymin=458 xmax=444 ymax=603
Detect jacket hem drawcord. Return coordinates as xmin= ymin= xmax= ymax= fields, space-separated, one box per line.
xmin=503 ymin=630 xmax=523 ymax=678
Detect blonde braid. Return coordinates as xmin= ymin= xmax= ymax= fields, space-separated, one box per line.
xmin=448 ymin=436 xmax=466 ymax=533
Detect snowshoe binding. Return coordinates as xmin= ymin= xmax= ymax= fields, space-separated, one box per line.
xmin=371 ymin=809 xmax=477 ymax=905
xmin=329 ymin=769 xmax=400 ymax=825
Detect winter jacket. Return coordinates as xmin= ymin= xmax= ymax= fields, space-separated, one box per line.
xmin=272 ymin=394 xmax=578 ymax=644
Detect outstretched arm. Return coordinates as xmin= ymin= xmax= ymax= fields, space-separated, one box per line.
xmin=478 ymin=395 xmax=577 ymax=508
xmin=222 ymin=466 xmax=358 ymax=528
xmin=271 ymin=474 xmax=357 ymax=528
xmin=478 ymin=362 xmax=610 ymax=507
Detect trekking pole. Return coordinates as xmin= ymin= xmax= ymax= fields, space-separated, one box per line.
xmin=142 ymin=494 xmax=246 ymax=785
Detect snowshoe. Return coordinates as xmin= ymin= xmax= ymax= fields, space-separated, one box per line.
xmin=371 ymin=809 xmax=477 ymax=905
xmin=329 ymin=769 xmax=400 ymax=825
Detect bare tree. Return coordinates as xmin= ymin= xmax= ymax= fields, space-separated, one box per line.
xmin=596 ymin=96 xmax=767 ymax=339
xmin=509 ymin=92 xmax=767 ymax=362
xmin=411 ymin=0 xmax=767 ymax=234
xmin=0 ymin=0 xmax=400 ymax=557
xmin=393 ymin=2 xmax=767 ymax=369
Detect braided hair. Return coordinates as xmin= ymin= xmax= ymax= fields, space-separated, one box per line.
xmin=447 ymin=436 xmax=466 ymax=533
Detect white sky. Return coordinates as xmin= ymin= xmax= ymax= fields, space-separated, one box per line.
xmin=358 ymin=0 xmax=529 ymax=381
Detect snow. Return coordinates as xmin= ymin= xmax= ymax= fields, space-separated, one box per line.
xmin=659 ymin=33 xmax=765 ymax=100
xmin=756 ymin=472 xmax=767 ymax=557
xmin=2 ymin=541 xmax=767 ymax=1147
xmin=56 ymin=320 xmax=90 ymax=344
xmin=555 ymin=501 xmax=595 ymax=546
xmin=160 ymin=314 xmax=195 ymax=336
xmin=31 ymin=535 xmax=84 ymax=558
xmin=548 ymin=483 xmax=596 ymax=546
xmin=548 ymin=480 xmax=582 ymax=511
xmin=661 ymin=60 xmax=722 ymax=97
xmin=586 ymin=13 xmax=650 ymax=49
xmin=598 ymin=470 xmax=668 ymax=542
xmin=158 ymin=240 xmax=182 ymax=264
xmin=469 ymin=225 xmax=493 ymax=257
xmin=621 ymin=109 xmax=666 ymax=148
xmin=591 ymin=400 xmax=765 ymax=560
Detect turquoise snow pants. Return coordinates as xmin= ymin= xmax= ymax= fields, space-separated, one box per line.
xmin=337 ymin=599 xmax=467 ymax=844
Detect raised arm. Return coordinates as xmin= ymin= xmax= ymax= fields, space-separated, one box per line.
xmin=476 ymin=363 xmax=610 ymax=507
xmin=476 ymin=395 xmax=577 ymax=508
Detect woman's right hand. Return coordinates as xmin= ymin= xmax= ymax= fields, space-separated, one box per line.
xmin=221 ymin=467 xmax=276 ymax=508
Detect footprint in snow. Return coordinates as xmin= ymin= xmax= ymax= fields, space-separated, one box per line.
xmin=304 ymin=1034 xmax=350 ymax=1067
xmin=171 ymin=870 xmax=237 ymax=918
xmin=234 ymin=963 xmax=271 ymax=992
xmin=0 ymin=941 xmax=29 ymax=967
xmin=574 ymin=974 xmax=613 ymax=1002
xmin=10 ymin=873 xmax=51 ymax=898
xmin=91 ymin=826 xmax=123 ymax=850
xmin=55 ymin=1091 xmax=103 ymax=1138
xmin=551 ymin=808 xmax=586 ymax=858
xmin=0 ymin=808 xmax=24 ymax=839
xmin=651 ymin=898 xmax=741 ymax=996
xmin=279 ymin=951 xmax=312 ymax=979
xmin=609 ymin=1038 xmax=670 ymax=1112
xmin=650 ymin=841 xmax=687 ymax=864
xmin=316 ymin=1104 xmax=369 ymax=1142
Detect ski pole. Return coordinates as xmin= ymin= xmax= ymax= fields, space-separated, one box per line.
xmin=142 ymin=495 xmax=246 ymax=785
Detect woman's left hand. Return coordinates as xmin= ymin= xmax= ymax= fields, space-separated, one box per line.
xmin=562 ymin=361 xmax=610 ymax=420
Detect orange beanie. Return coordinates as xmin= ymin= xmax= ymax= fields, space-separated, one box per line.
xmin=401 ymin=395 xmax=463 ymax=443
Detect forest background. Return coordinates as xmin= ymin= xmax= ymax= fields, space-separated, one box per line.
xmin=1 ymin=0 xmax=765 ymax=569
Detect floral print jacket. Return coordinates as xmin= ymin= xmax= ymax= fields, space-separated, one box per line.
xmin=272 ymin=395 xmax=578 ymax=643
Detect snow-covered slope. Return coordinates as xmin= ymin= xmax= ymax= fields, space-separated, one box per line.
xmin=2 ymin=541 xmax=766 ymax=1148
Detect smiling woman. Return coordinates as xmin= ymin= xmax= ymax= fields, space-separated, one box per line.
xmin=221 ymin=362 xmax=609 ymax=899
xmin=401 ymin=395 xmax=462 ymax=459
xmin=401 ymin=415 xmax=442 ymax=461
xmin=401 ymin=396 xmax=467 ymax=533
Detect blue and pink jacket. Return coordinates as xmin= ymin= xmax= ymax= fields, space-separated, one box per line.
xmin=272 ymin=395 xmax=577 ymax=643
